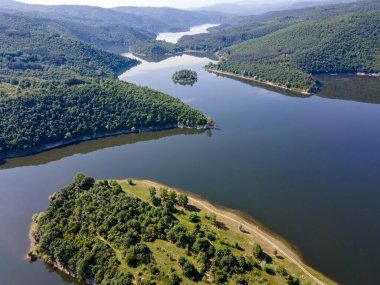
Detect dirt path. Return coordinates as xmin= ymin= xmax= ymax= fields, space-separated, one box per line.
xmin=142 ymin=180 xmax=326 ymax=285
xmin=189 ymin=197 xmax=325 ymax=285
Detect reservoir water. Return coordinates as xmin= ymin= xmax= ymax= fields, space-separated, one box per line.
xmin=156 ymin=23 xmax=219 ymax=43
xmin=1 ymin=29 xmax=380 ymax=285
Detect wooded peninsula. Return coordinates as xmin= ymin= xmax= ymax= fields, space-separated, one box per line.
xmin=29 ymin=175 xmax=336 ymax=285
xmin=0 ymin=13 xmax=211 ymax=157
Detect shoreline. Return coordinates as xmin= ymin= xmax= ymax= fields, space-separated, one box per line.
xmin=172 ymin=79 xmax=197 ymax=85
xmin=128 ymin=179 xmax=337 ymax=285
xmin=0 ymin=123 xmax=212 ymax=161
xmin=356 ymin=72 xmax=380 ymax=77
xmin=28 ymin=178 xmax=337 ymax=285
xmin=205 ymin=67 xmax=313 ymax=96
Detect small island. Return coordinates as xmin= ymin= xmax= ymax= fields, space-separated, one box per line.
xmin=172 ymin=69 xmax=198 ymax=85
xmin=29 ymin=174 xmax=335 ymax=285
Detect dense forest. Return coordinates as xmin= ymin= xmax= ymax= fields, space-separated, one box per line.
xmin=178 ymin=0 xmax=380 ymax=52
xmin=0 ymin=14 xmax=210 ymax=154
xmin=0 ymin=79 xmax=209 ymax=152
xmin=30 ymin=175 xmax=316 ymax=285
xmin=0 ymin=0 xmax=229 ymax=34
xmin=208 ymin=11 xmax=380 ymax=92
xmin=0 ymin=12 xmax=156 ymax=53
xmin=131 ymin=40 xmax=180 ymax=57
xmin=177 ymin=0 xmax=380 ymax=92
xmin=0 ymin=26 xmax=137 ymax=80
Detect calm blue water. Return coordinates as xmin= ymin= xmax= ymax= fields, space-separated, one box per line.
xmin=0 ymin=53 xmax=380 ymax=284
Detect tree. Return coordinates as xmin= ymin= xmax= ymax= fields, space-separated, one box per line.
xmin=160 ymin=187 xmax=169 ymax=201
xmin=178 ymin=257 xmax=197 ymax=279
xmin=252 ymin=243 xmax=263 ymax=259
xmin=148 ymin=187 xmax=157 ymax=198
xmin=168 ymin=273 xmax=181 ymax=285
xmin=209 ymin=213 xmax=217 ymax=225
xmin=73 ymin=173 xmax=95 ymax=190
xmin=168 ymin=190 xmax=177 ymax=203
xmin=178 ymin=193 xmax=189 ymax=208
xmin=125 ymin=243 xmax=152 ymax=267
xmin=189 ymin=213 xmax=200 ymax=223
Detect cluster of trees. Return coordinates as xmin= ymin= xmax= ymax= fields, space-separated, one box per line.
xmin=0 ymin=12 xmax=156 ymax=54
xmin=1 ymin=1 xmax=229 ymax=35
xmin=206 ymin=11 xmax=379 ymax=92
xmin=178 ymin=1 xmax=380 ymax=92
xmin=131 ymin=40 xmax=181 ymax=57
xmin=0 ymin=25 xmax=137 ymax=80
xmin=0 ymin=15 xmax=209 ymax=154
xmin=31 ymin=174 xmax=304 ymax=284
xmin=179 ymin=0 xmax=380 ymax=52
xmin=0 ymin=78 xmax=208 ymax=152
xmin=172 ymin=70 xmax=198 ymax=85
xmin=178 ymin=18 xmax=294 ymax=52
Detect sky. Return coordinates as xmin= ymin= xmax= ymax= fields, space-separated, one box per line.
xmin=16 ymin=0 xmax=287 ymax=9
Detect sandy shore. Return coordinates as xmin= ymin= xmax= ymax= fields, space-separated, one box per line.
xmin=28 ymin=178 xmax=337 ymax=285
xmin=138 ymin=179 xmax=336 ymax=285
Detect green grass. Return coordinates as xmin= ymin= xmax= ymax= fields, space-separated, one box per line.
xmin=118 ymin=179 xmax=337 ymax=285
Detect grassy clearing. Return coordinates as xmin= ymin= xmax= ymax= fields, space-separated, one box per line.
xmin=118 ymin=179 xmax=337 ymax=285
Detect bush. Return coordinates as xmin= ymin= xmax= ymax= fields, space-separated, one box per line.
xmin=252 ymin=243 xmax=263 ymax=259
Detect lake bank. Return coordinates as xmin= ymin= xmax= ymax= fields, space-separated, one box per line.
xmin=0 ymin=123 xmax=212 ymax=160
xmin=29 ymin=178 xmax=337 ymax=285
xmin=205 ymin=67 xmax=313 ymax=96
xmin=157 ymin=24 xmax=220 ymax=44
xmin=134 ymin=179 xmax=337 ymax=285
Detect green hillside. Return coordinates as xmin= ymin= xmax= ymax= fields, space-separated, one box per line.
xmin=207 ymin=11 xmax=380 ymax=92
xmin=0 ymin=15 xmax=209 ymax=154
xmin=0 ymin=12 xmax=156 ymax=53
xmin=29 ymin=176 xmax=333 ymax=285
xmin=0 ymin=79 xmax=208 ymax=152
xmin=0 ymin=0 xmax=229 ymax=34
xmin=0 ymin=29 xmax=137 ymax=80
xmin=178 ymin=0 xmax=380 ymax=52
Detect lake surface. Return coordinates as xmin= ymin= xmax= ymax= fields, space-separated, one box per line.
xmin=1 ymin=30 xmax=380 ymax=285
xmin=156 ymin=23 xmax=219 ymax=43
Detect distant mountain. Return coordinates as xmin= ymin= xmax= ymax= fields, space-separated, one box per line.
xmin=0 ymin=0 xmax=229 ymax=34
xmin=179 ymin=0 xmax=380 ymax=51
xmin=198 ymin=0 xmax=357 ymax=15
xmin=113 ymin=6 xmax=230 ymax=28
xmin=0 ymin=10 xmax=209 ymax=154
xmin=0 ymin=12 xmax=155 ymax=53
xmin=213 ymin=11 xmax=380 ymax=91
xmin=180 ymin=0 xmax=380 ymax=93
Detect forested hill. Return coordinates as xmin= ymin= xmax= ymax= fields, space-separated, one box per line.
xmin=178 ymin=0 xmax=380 ymax=52
xmin=0 ymin=19 xmax=137 ymax=79
xmin=208 ymin=11 xmax=380 ymax=92
xmin=29 ymin=176 xmax=330 ymax=284
xmin=0 ymin=12 xmax=156 ymax=53
xmin=113 ymin=6 xmax=228 ymax=29
xmin=177 ymin=0 xmax=380 ymax=93
xmin=0 ymin=79 xmax=208 ymax=153
xmin=0 ymin=14 xmax=210 ymax=155
xmin=0 ymin=0 xmax=229 ymax=34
